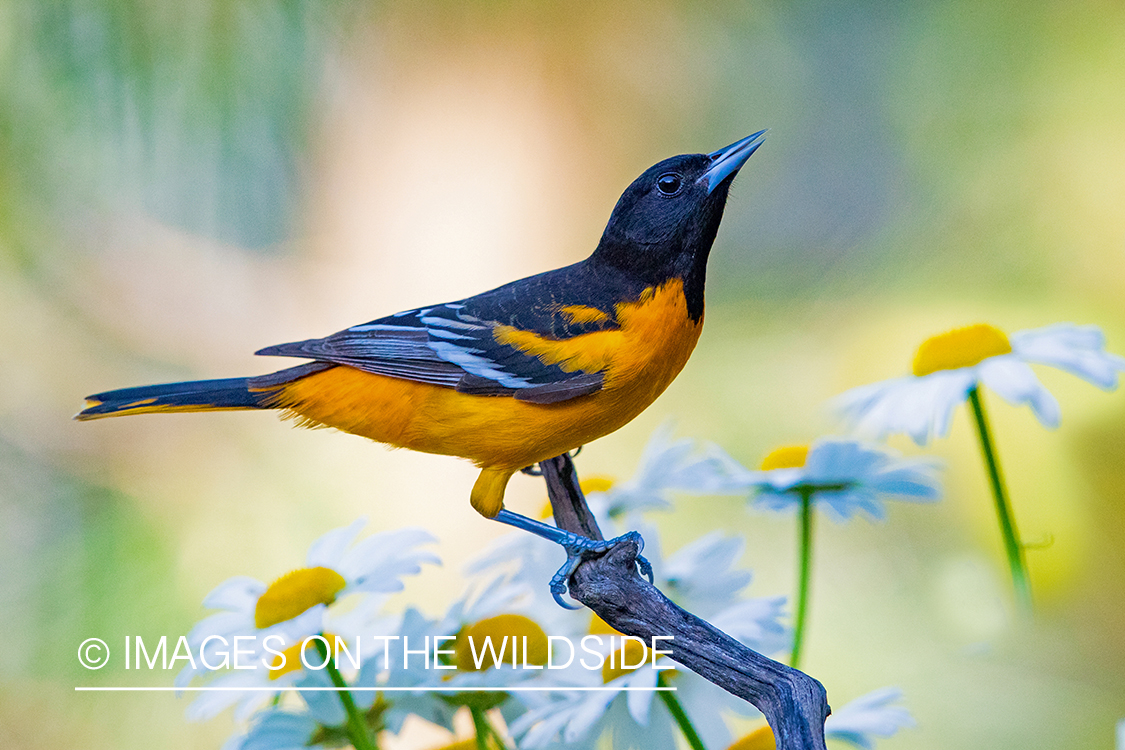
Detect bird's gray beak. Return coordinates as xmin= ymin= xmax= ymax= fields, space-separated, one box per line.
xmin=700 ymin=129 xmax=767 ymax=194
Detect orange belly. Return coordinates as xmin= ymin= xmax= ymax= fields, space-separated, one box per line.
xmin=268 ymin=279 xmax=702 ymax=515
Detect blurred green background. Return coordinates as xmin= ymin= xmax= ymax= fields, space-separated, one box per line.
xmin=2 ymin=1 xmax=1123 ymax=748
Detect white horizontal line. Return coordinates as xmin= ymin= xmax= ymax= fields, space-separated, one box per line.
xmin=75 ymin=686 xmax=675 ymax=692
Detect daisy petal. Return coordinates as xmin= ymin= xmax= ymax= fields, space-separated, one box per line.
xmin=625 ymin=667 xmax=659 ymax=724
xmin=978 ymin=357 xmax=1060 ymax=428
xmin=833 ymin=379 xmax=901 ymax=437
xmin=819 ymin=488 xmax=884 ymax=521
xmin=185 ymin=671 xmax=272 ymax=722
xmin=835 ymin=371 xmax=973 ymax=446
xmin=709 ymin=597 xmax=790 ymax=655
xmin=186 ymin=611 xmax=255 ymax=646
xmin=663 ymin=532 xmax=752 ymax=612
xmin=338 ymin=528 xmax=440 ymax=593
xmin=749 ymin=437 xmax=943 ymax=525
xmin=1012 ymin=323 xmax=1125 ymax=390
xmin=512 ymin=699 xmax=582 ymax=749
xmin=305 ymin=517 xmax=367 ymax=568
xmin=870 ymin=460 xmax=942 ymax=499
xmin=753 ymin=487 xmax=800 ymax=513
xmin=805 ymin=440 xmax=884 ymax=483
xmin=926 ymin=370 xmax=977 ymax=441
xmin=232 ymin=689 xmax=274 ymax=723
xmin=234 ymin=709 xmax=318 ymax=750
xmin=744 ymin=467 xmax=804 ymax=492
xmin=668 ymin=441 xmax=757 ymax=493
xmin=565 ymin=689 xmax=618 ymax=741
xmin=295 ymin=669 xmax=347 ymax=726
xmin=202 ymin=576 xmax=266 ymax=611
xmin=824 ymin=686 xmax=915 ymax=749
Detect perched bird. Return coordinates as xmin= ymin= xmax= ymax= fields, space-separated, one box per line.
xmin=78 ymin=131 xmax=766 ymax=605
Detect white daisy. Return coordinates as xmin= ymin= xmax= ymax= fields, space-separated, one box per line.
xmin=463 ymin=531 xmax=582 ymax=639
xmin=177 ymin=519 xmax=438 ymax=721
xmin=585 ymin=423 xmax=756 ymax=519
xmin=222 ymin=706 xmax=320 ymax=750
xmin=511 ymin=668 xmax=673 ymax=750
xmin=746 ymin=439 xmax=941 ymax=666
xmin=372 ymin=575 xmax=545 ymax=737
xmin=745 ymin=438 xmax=941 ymax=522
xmin=655 ymin=530 xmax=790 ymax=655
xmin=221 ymin=668 xmax=352 ymax=750
xmin=835 ymin=322 xmax=1125 ymax=445
xmin=823 ymin=687 xmax=915 ymax=749
xmin=500 ymin=525 xmax=787 ymax=750
xmin=511 ymin=633 xmax=771 ymax=750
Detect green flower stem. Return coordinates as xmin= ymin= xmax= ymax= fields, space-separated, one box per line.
xmin=313 ymin=638 xmax=379 ymax=750
xmin=484 ymin=715 xmax=512 ymax=750
xmin=967 ymin=385 xmax=1033 ymax=613
xmin=470 ymin=705 xmax=492 ymax=750
xmin=656 ymin=672 xmax=708 ymax=750
xmin=789 ymin=486 xmax=815 ymax=670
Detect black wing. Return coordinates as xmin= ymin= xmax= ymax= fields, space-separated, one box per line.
xmin=255 ymin=262 xmax=648 ymax=404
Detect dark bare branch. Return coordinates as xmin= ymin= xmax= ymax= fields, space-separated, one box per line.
xmin=538 ymin=453 xmax=830 ymax=750
xmin=540 ymin=453 xmax=604 ymax=541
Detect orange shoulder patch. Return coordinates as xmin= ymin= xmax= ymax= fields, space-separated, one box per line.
xmin=558 ymin=304 xmax=612 ymax=325
xmin=492 ymin=325 xmax=622 ymax=374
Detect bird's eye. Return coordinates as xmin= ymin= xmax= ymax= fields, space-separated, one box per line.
xmin=656 ymin=173 xmax=683 ymax=196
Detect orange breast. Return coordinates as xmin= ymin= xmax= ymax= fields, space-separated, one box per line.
xmin=270 ymin=279 xmax=702 ymax=472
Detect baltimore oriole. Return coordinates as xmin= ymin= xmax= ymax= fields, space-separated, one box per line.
xmin=78 ymin=131 xmax=765 ymax=605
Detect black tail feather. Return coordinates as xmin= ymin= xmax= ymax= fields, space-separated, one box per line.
xmin=75 ymin=376 xmax=265 ymax=420
xmin=75 ymin=363 xmax=335 ymax=421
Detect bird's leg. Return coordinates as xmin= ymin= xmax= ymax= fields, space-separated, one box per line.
xmin=491 ymin=509 xmax=653 ymax=609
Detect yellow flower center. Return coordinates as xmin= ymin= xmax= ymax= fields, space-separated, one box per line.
xmin=254 ymin=567 xmax=347 ymax=629
xmin=911 ymin=323 xmax=1012 ymax=377
xmin=603 ymin=638 xmax=650 ymax=683
xmin=726 ymin=725 xmax=776 ymax=750
xmin=759 ymin=445 xmax=810 ymax=471
xmin=453 ymin=614 xmax=549 ymax=671
xmin=589 ymin=613 xmax=620 ymax=636
xmin=267 ymin=635 xmax=334 ymax=680
xmin=581 ymin=476 xmax=615 ymax=495
xmin=589 ymin=613 xmax=675 ymax=683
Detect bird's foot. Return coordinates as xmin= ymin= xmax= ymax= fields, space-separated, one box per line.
xmin=547 ymin=530 xmax=653 ymax=609
xmin=492 ymin=509 xmax=653 ymax=609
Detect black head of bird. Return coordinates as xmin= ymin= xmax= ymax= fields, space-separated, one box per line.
xmin=591 ymin=129 xmax=766 ymax=320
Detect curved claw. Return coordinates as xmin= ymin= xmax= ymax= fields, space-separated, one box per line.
xmin=616 ymin=532 xmax=653 ymax=584
xmin=551 ymin=587 xmax=585 ymax=610
xmin=635 ymin=554 xmax=654 ymax=584
xmin=548 ymin=530 xmax=652 ymax=609
xmin=550 ymin=556 xmax=586 ymax=609
xmin=488 ymin=509 xmax=651 ymax=610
